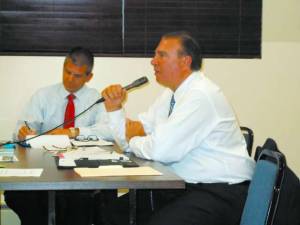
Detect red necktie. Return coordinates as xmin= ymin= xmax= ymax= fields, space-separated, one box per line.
xmin=64 ymin=94 xmax=75 ymax=128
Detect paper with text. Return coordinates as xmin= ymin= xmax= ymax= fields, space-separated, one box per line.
xmin=0 ymin=168 xmax=43 ymax=177
xmin=26 ymin=135 xmax=70 ymax=149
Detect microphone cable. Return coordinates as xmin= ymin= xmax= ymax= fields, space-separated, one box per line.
xmin=0 ymin=76 xmax=149 ymax=147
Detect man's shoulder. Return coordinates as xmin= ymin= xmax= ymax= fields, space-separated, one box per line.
xmin=77 ymin=85 xmax=100 ymax=99
xmin=154 ymin=88 xmax=173 ymax=103
xmin=82 ymin=85 xmax=100 ymax=95
xmin=188 ymin=75 xmax=221 ymax=97
xmin=32 ymin=83 xmax=61 ymax=97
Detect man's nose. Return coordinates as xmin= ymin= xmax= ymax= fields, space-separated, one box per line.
xmin=151 ymin=57 xmax=156 ymax=65
xmin=66 ymin=74 xmax=75 ymax=82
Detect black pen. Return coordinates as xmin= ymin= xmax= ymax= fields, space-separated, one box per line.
xmin=24 ymin=121 xmax=32 ymax=131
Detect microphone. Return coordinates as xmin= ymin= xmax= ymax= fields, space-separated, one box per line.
xmin=95 ymin=76 xmax=149 ymax=104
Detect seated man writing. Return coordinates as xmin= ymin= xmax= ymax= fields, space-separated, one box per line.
xmin=14 ymin=47 xmax=111 ymax=141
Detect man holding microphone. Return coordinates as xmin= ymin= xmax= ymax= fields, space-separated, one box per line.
xmin=100 ymin=31 xmax=254 ymax=225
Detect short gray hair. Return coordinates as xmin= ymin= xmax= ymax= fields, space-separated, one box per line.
xmin=65 ymin=47 xmax=94 ymax=75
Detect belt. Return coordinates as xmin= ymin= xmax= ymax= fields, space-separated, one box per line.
xmin=234 ymin=180 xmax=250 ymax=186
xmin=188 ymin=180 xmax=251 ymax=187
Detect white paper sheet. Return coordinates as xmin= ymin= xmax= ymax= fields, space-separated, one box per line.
xmin=0 ymin=155 xmax=18 ymax=162
xmin=58 ymin=158 xmax=76 ymax=167
xmin=0 ymin=151 xmax=18 ymax=162
xmin=0 ymin=168 xmax=43 ymax=177
xmin=26 ymin=135 xmax=71 ymax=149
xmin=71 ymin=139 xmax=113 ymax=147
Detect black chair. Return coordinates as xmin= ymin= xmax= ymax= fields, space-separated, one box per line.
xmin=240 ymin=126 xmax=254 ymax=156
xmin=254 ymin=138 xmax=300 ymax=225
xmin=240 ymin=149 xmax=286 ymax=225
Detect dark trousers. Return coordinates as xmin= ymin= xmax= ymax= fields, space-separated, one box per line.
xmin=102 ymin=182 xmax=249 ymax=225
xmin=4 ymin=190 xmax=109 ymax=225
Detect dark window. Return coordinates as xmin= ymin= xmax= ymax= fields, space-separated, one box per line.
xmin=0 ymin=0 xmax=262 ymax=58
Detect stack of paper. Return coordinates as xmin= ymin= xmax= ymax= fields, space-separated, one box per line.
xmin=26 ymin=135 xmax=114 ymax=151
xmin=26 ymin=135 xmax=70 ymax=149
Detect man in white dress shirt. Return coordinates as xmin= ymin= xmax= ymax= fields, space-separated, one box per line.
xmin=100 ymin=31 xmax=255 ymax=225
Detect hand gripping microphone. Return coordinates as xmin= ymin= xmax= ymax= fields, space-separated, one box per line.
xmin=94 ymin=76 xmax=149 ymax=104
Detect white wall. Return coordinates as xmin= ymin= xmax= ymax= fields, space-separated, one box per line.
xmin=0 ymin=56 xmax=164 ymax=138
xmin=0 ymin=0 xmax=299 ymax=176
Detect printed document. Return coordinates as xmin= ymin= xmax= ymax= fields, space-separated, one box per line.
xmin=0 ymin=168 xmax=43 ymax=177
xmin=26 ymin=135 xmax=70 ymax=149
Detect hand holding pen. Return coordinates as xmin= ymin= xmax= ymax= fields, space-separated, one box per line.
xmin=17 ymin=121 xmax=37 ymax=141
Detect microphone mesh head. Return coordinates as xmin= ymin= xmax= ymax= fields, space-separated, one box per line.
xmin=134 ymin=76 xmax=148 ymax=86
xmin=124 ymin=76 xmax=149 ymax=91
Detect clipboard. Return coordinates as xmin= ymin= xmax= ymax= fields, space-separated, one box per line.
xmin=54 ymin=156 xmax=139 ymax=169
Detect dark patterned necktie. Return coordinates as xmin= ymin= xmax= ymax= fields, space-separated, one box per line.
xmin=64 ymin=94 xmax=75 ymax=128
xmin=168 ymin=94 xmax=175 ymax=117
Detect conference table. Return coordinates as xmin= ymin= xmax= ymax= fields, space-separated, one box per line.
xmin=0 ymin=146 xmax=185 ymax=225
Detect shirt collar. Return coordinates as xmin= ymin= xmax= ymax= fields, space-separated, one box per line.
xmin=59 ymin=83 xmax=87 ymax=100
xmin=173 ymin=71 xmax=203 ymax=101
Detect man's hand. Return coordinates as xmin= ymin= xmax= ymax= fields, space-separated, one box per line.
xmin=126 ymin=119 xmax=146 ymax=142
xmin=101 ymin=85 xmax=127 ymax=112
xmin=18 ymin=126 xmax=37 ymax=141
xmin=47 ymin=128 xmax=79 ymax=138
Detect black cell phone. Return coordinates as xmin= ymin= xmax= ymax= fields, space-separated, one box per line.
xmin=121 ymin=160 xmax=139 ymax=168
xmin=75 ymin=158 xmax=100 ymax=168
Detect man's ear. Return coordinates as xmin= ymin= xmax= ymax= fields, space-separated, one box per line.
xmin=184 ymin=55 xmax=192 ymax=68
xmin=180 ymin=55 xmax=192 ymax=68
xmin=86 ymin=73 xmax=93 ymax=82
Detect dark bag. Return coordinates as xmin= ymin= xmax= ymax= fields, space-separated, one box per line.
xmin=255 ymin=138 xmax=300 ymax=225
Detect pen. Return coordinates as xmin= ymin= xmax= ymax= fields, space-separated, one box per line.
xmin=24 ymin=121 xmax=31 ymax=131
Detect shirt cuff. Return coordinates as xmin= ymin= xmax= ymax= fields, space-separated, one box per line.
xmin=129 ymin=135 xmax=153 ymax=160
xmin=107 ymin=109 xmax=130 ymax=151
xmin=78 ymin=127 xmax=90 ymax=137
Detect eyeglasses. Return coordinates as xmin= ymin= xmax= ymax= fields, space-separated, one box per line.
xmin=42 ymin=144 xmax=78 ymax=153
xmin=74 ymin=135 xmax=99 ymax=142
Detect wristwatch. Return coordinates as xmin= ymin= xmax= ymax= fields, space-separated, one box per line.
xmin=69 ymin=127 xmax=77 ymax=138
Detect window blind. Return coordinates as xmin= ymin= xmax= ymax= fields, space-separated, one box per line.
xmin=0 ymin=0 xmax=261 ymax=58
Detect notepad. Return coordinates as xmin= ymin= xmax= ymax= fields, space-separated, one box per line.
xmin=74 ymin=166 xmax=162 ymax=177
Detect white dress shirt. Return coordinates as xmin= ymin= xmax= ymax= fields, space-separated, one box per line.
xmin=14 ymin=83 xmax=113 ymax=141
xmin=107 ymin=71 xmax=255 ymax=184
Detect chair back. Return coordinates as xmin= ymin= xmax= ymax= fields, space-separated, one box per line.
xmin=240 ymin=149 xmax=286 ymax=225
xmin=240 ymin=126 xmax=254 ymax=156
xmin=254 ymin=138 xmax=300 ymax=225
